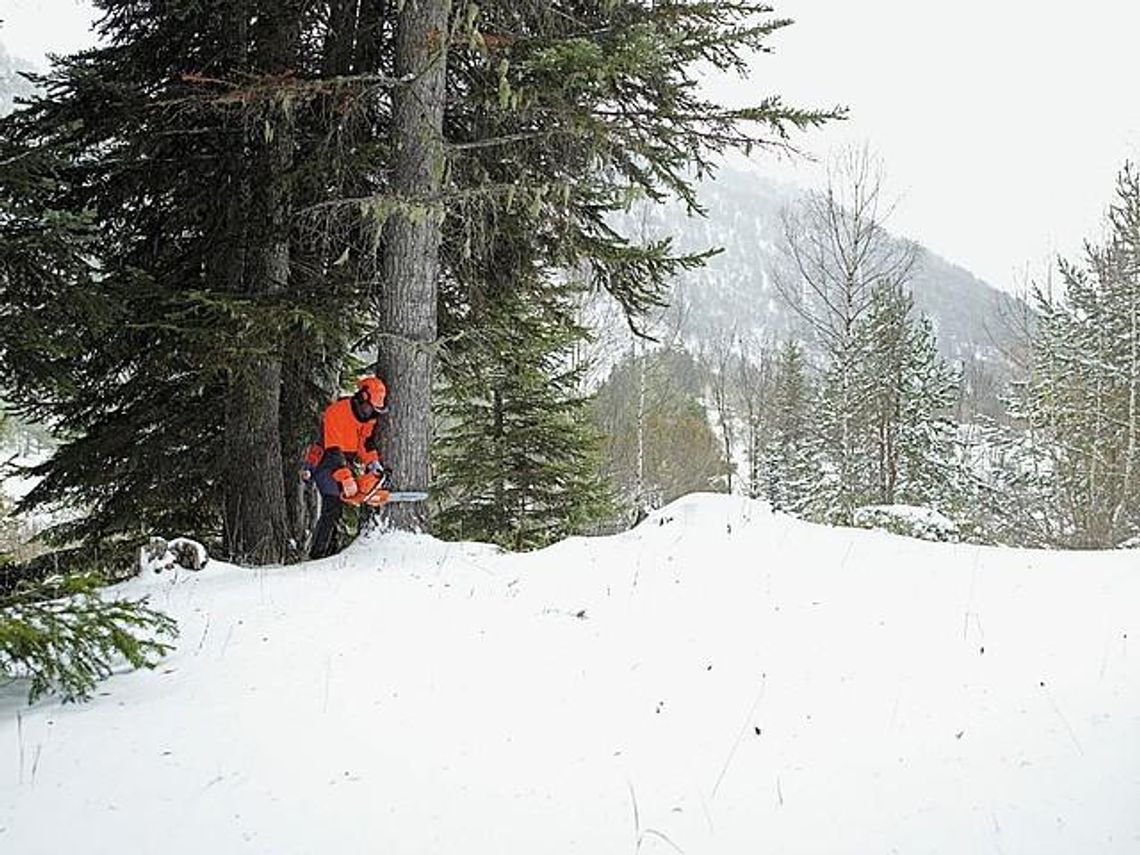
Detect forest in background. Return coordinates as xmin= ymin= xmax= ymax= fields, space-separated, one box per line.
xmin=0 ymin=0 xmax=1137 ymax=576
xmin=588 ymin=148 xmax=1140 ymax=551
xmin=0 ymin=1 xmax=834 ymax=570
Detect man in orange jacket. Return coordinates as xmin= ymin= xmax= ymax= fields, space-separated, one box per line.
xmin=309 ymin=375 xmax=388 ymax=559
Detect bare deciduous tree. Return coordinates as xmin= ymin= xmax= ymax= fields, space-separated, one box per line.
xmin=773 ymin=145 xmax=922 ymax=520
xmin=774 ymin=145 xmax=919 ymax=351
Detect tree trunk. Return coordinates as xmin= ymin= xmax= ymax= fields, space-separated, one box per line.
xmin=377 ymin=0 xmax=450 ymax=531
xmin=224 ymin=364 xmax=289 ymax=563
xmin=1110 ymin=277 xmax=1139 ymax=541
xmin=323 ymin=0 xmax=361 ymax=75
xmin=635 ymin=338 xmax=647 ymax=517
xmin=279 ymin=338 xmax=334 ymax=557
xmin=493 ymin=388 xmax=505 ymax=510
xmin=222 ymin=1 xmax=298 ymax=563
xmin=355 ymin=0 xmax=392 ymax=72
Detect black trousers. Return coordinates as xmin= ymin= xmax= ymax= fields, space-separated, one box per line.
xmin=309 ymin=493 xmax=377 ymax=560
xmin=309 ymin=494 xmax=344 ymax=560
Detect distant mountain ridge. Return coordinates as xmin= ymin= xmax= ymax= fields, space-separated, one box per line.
xmin=624 ymin=164 xmax=1022 ymax=370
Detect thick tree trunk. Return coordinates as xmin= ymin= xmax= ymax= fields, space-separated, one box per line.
xmin=222 ymin=1 xmax=298 ymax=562
xmin=224 ymin=364 xmax=289 ymax=563
xmin=279 ymin=340 xmax=332 ymax=557
xmin=377 ymin=0 xmax=450 ymax=531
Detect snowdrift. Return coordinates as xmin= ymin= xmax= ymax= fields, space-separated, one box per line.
xmin=2 ymin=494 xmax=1138 ymax=854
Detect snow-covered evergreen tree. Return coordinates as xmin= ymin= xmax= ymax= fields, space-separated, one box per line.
xmin=763 ymin=340 xmax=821 ymax=515
xmin=1009 ymin=164 xmax=1140 ymax=547
xmin=856 ymin=283 xmax=960 ymax=509
xmin=774 ymin=147 xmax=921 ymax=522
xmin=962 ymin=414 xmax=1061 ymax=546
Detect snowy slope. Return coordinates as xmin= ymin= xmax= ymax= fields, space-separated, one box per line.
xmin=609 ymin=165 xmax=1023 ymax=369
xmin=2 ymin=494 xmax=1138 ymax=854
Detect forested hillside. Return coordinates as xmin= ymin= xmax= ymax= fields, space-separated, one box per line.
xmin=0 ymin=2 xmax=1136 ymax=572
xmin=607 ymin=163 xmax=1022 ymax=369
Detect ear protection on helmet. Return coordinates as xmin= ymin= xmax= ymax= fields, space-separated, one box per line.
xmin=357 ymin=375 xmax=387 ymax=408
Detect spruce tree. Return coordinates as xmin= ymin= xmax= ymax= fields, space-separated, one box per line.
xmin=1010 ymin=164 xmax=1140 ymax=547
xmin=398 ymin=0 xmax=839 ymax=536
xmin=0 ymin=7 xmax=237 ymax=551
xmin=429 ymin=1 xmax=837 ymax=541
xmin=0 ymin=1 xmax=372 ymax=561
xmin=1 ymin=0 xmax=839 ymax=561
xmin=434 ymin=278 xmax=611 ymax=549
xmin=0 ymin=573 xmax=177 ymax=703
xmin=763 ymin=339 xmax=820 ymax=515
xmin=855 ymin=282 xmax=959 ymax=510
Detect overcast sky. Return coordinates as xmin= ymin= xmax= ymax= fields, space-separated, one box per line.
xmin=1 ymin=0 xmax=95 ymax=64
xmin=716 ymin=0 xmax=1140 ymax=293
xmin=3 ymin=0 xmax=1139 ymax=294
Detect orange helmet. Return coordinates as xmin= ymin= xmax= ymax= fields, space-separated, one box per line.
xmin=357 ymin=375 xmax=387 ymax=408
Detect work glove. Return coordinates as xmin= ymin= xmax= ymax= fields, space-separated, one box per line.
xmin=340 ymin=477 xmax=359 ymax=499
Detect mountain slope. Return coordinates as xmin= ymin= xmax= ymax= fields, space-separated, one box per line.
xmin=1 ymin=494 xmax=1136 ymax=853
xmin=626 ymin=165 xmax=1023 ymax=368
xmin=0 ymin=43 xmax=36 ymax=116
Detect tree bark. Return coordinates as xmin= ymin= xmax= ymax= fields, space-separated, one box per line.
xmin=222 ymin=0 xmax=298 ymax=562
xmin=635 ymin=337 xmax=647 ymax=516
xmin=377 ymin=0 xmax=450 ymax=531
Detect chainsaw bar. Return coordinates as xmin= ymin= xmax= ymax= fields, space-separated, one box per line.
xmin=381 ymin=491 xmax=429 ymax=504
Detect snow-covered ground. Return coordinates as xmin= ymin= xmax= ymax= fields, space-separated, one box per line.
xmin=0 ymin=437 xmax=43 ymax=504
xmin=1 ymin=433 xmax=56 ymax=541
xmin=2 ymin=493 xmax=1138 ymax=854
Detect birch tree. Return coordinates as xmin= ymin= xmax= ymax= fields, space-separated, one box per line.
xmin=774 ymin=146 xmax=919 ymax=521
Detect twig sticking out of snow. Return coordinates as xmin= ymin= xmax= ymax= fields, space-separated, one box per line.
xmin=712 ymin=674 xmax=768 ymax=798
xmin=628 ymin=781 xmax=687 ymax=855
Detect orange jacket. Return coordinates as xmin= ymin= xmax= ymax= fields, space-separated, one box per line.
xmin=321 ymin=397 xmax=380 ymax=484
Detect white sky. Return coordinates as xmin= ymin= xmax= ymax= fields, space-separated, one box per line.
xmin=0 ymin=0 xmax=97 ymax=64
xmin=719 ymin=0 xmax=1140 ymax=293
xmin=4 ymin=0 xmax=1140 ymax=294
